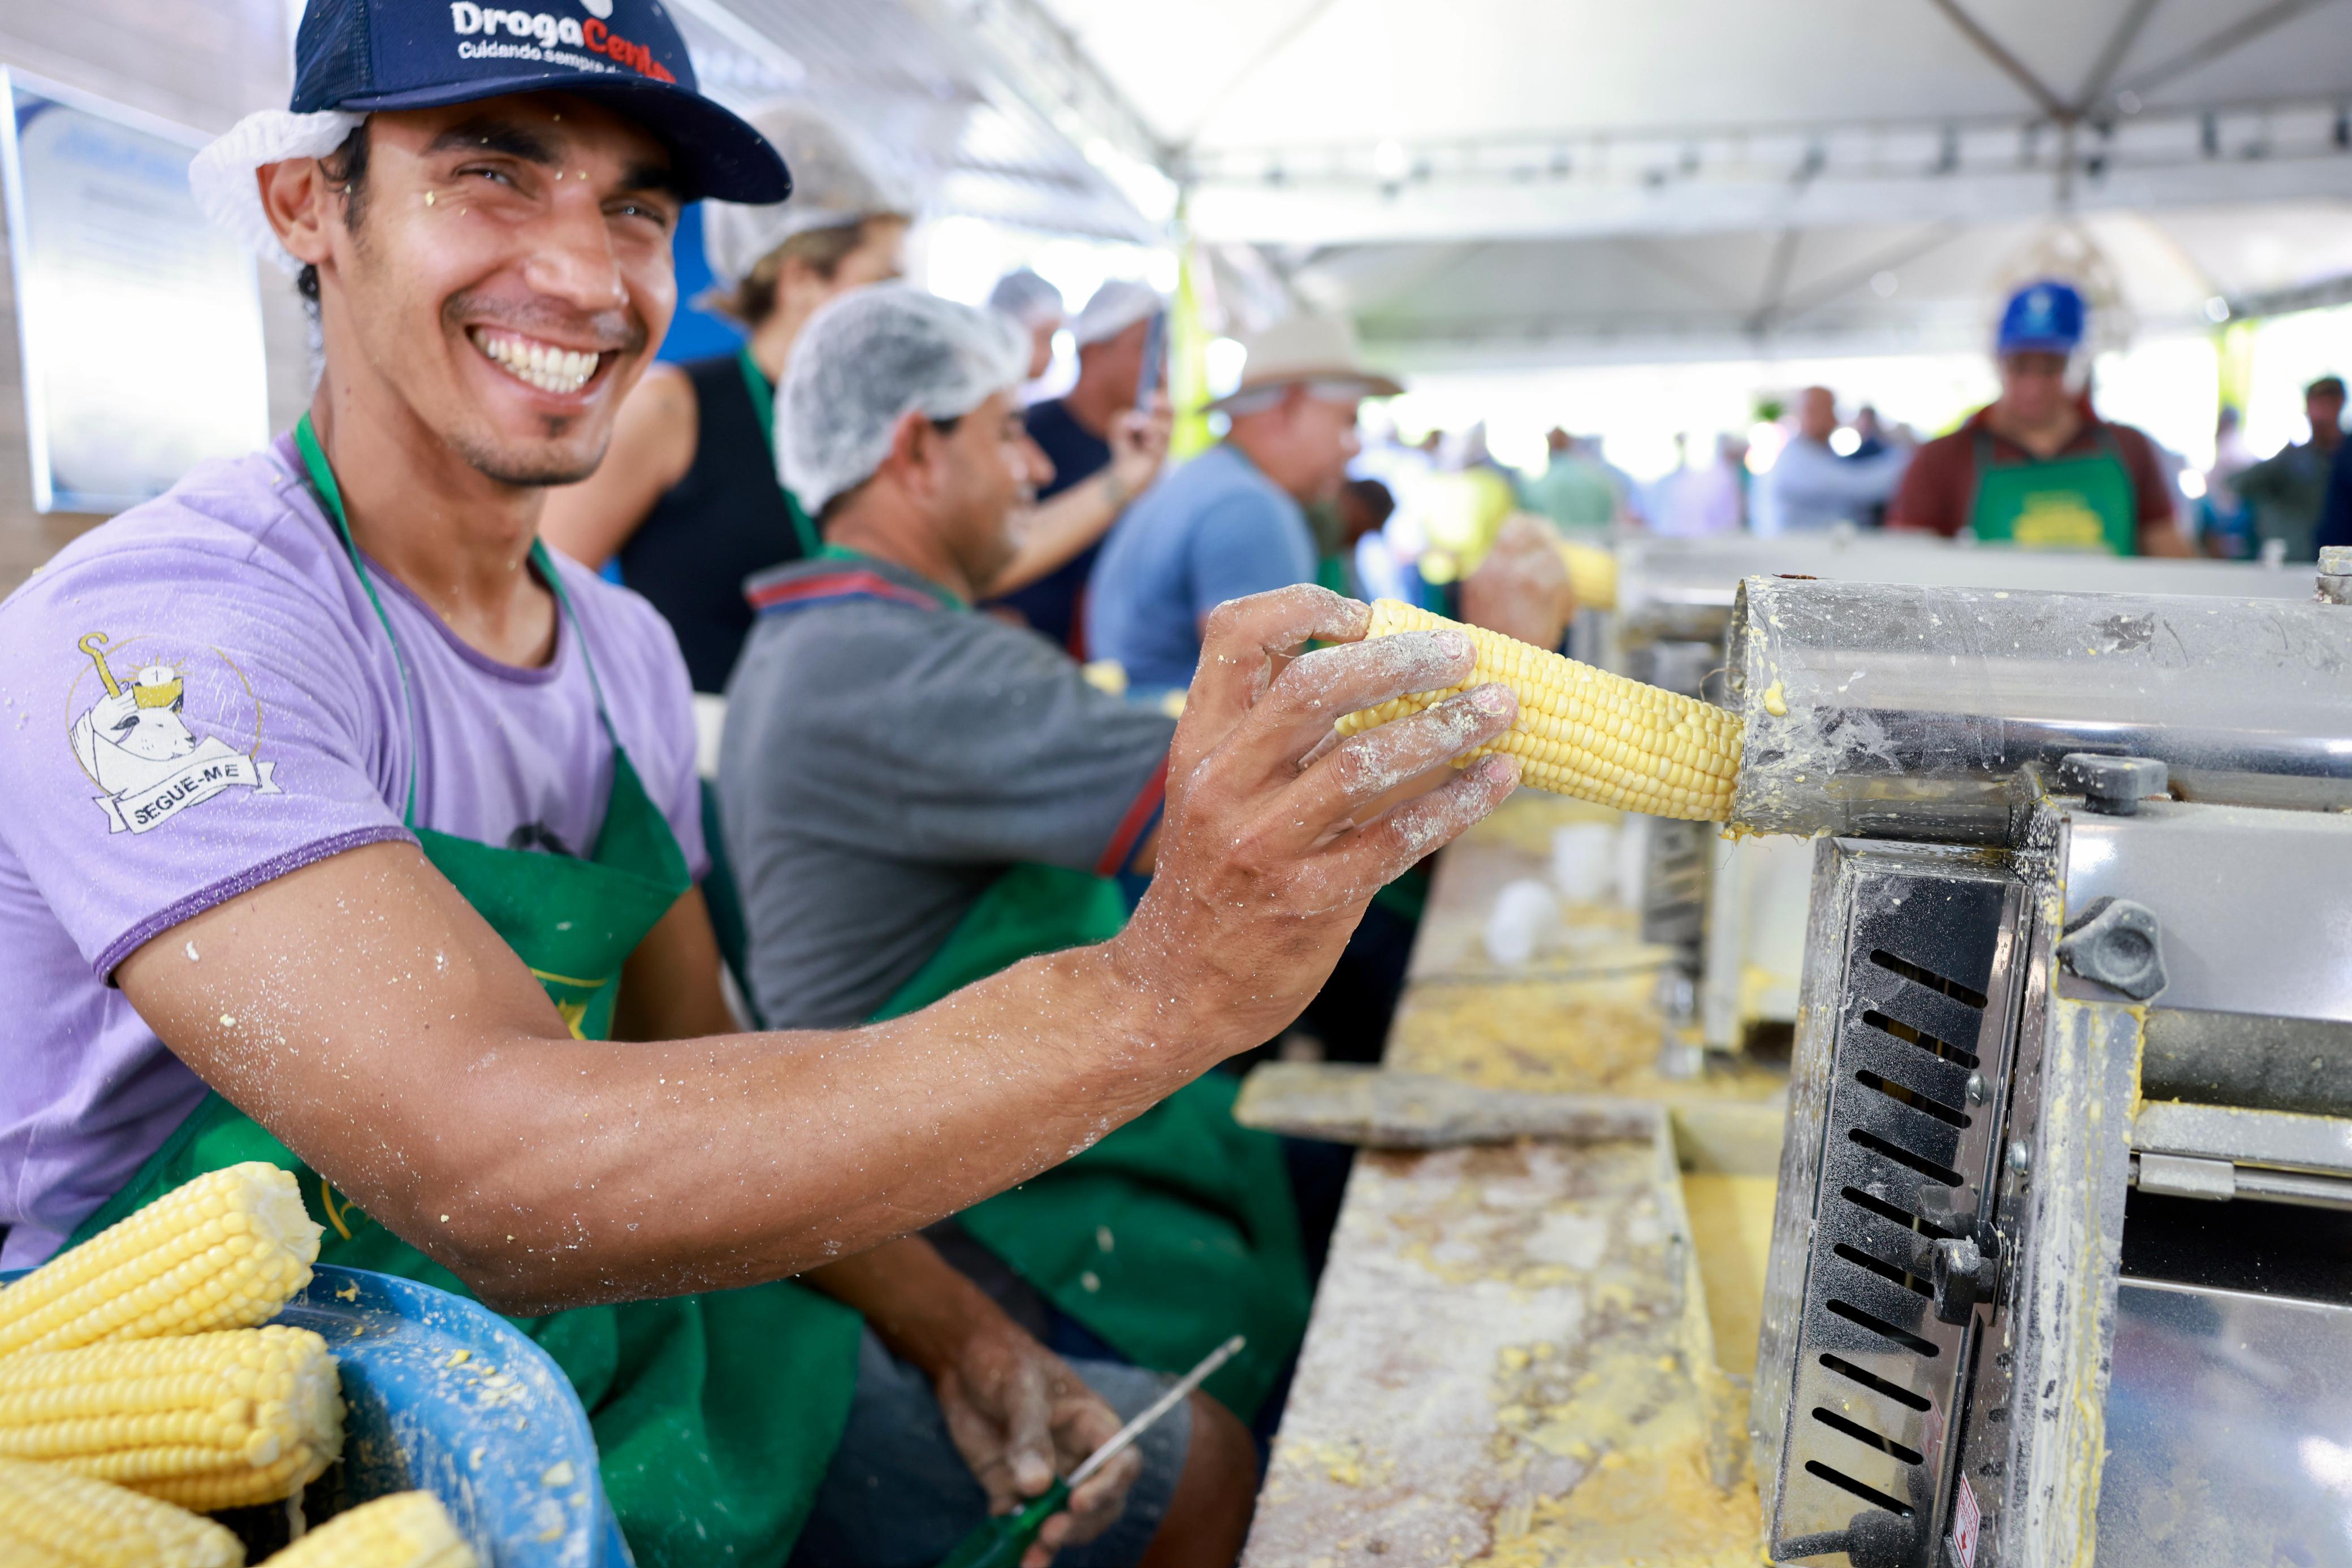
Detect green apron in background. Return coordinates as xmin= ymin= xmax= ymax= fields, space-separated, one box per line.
xmin=756 ymin=548 xmax=1309 ymax=1420
xmin=872 ymin=864 xmax=1308 ymax=1422
xmin=737 ymin=346 xmax=824 ymax=561
xmin=1965 ymin=426 xmax=2139 ymax=555
xmin=69 ymin=416 xmax=864 ymax=1568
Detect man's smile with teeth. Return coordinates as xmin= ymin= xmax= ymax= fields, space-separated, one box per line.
xmin=470 ymin=327 xmax=604 ymax=395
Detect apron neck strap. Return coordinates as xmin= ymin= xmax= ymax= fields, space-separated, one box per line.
xmin=292 ymin=412 xmax=622 ymax=826
xmin=297 ymin=413 xmax=422 ymax=826
xmin=738 ymin=347 xmax=823 ymax=558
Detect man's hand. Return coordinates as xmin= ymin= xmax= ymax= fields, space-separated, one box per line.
xmin=808 ymin=1239 xmax=1138 ymax=1567
xmin=935 ymin=1326 xmax=1138 ymax=1566
xmin=1118 ymin=584 xmax=1519 ymax=1055
xmin=1104 ymin=394 xmax=1173 ymax=505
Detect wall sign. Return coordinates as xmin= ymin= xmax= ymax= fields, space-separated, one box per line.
xmin=0 ymin=70 xmax=269 ymax=513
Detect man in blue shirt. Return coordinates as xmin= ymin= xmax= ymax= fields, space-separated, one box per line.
xmin=1089 ymin=315 xmax=1400 ymax=690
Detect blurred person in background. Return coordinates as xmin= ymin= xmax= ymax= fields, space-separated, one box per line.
xmin=1521 ymin=427 xmax=1622 ymax=539
xmin=2320 ymin=423 xmax=2352 ymax=556
xmin=2233 ymin=376 xmax=2344 ymax=562
xmin=988 ymin=267 xmax=1065 ymax=382
xmin=2195 ymin=406 xmax=2255 ymax=558
xmin=1086 ymin=315 xmax=1398 ymax=692
xmin=1847 ymin=404 xmax=1890 ymax=460
xmin=1753 ymin=386 xmax=1908 ymax=536
xmin=540 ymin=102 xmax=909 ymax=693
xmin=1315 ymin=477 xmax=1396 ymax=599
xmin=1647 ymin=432 xmax=1745 ymax=536
xmin=1888 ymin=280 xmax=2190 ymax=556
xmin=984 ymin=280 xmax=1170 ymax=655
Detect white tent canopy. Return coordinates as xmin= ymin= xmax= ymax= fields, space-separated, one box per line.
xmin=1024 ymin=0 xmax=2352 ymax=363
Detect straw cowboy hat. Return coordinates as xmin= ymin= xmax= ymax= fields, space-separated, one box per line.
xmin=1208 ymin=314 xmax=1403 ymax=413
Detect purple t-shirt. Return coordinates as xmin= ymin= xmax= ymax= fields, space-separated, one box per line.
xmin=0 ymin=436 xmax=706 ymax=1265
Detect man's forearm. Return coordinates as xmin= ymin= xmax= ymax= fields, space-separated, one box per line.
xmin=439 ymin=941 xmax=1211 ymax=1313
xmin=124 ymin=844 xmax=1219 ymax=1319
xmin=805 ymin=1236 xmax=1000 ymax=1372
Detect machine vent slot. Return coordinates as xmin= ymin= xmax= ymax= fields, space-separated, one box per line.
xmin=1855 ymin=1069 xmax=1970 ymax=1128
xmin=1802 ymin=1461 xmax=1916 ymax=1518
xmin=1818 ymin=1353 xmax=1932 ymax=1411
xmin=1811 ymin=1406 xmax=1925 ymax=1466
xmin=1861 ymin=1008 xmax=1979 ymax=1070
xmin=1847 ymin=1128 xmax=1964 ymax=1186
xmin=1825 ymin=1297 xmax=1940 ymax=1357
xmin=1832 ymin=1242 xmax=1931 ymax=1297
xmin=1839 ymin=1186 xmax=1955 ymax=1241
xmin=1867 ymin=948 xmax=1988 ymax=1009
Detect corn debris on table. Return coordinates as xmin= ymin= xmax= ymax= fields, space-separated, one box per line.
xmin=261 ymin=1489 xmax=479 ymax=1568
xmin=1337 ymin=599 xmax=1743 ymax=821
xmin=0 ymin=1324 xmax=343 ymax=1510
xmin=0 ymin=1164 xmax=321 ymax=1358
xmin=0 ymin=1454 xmax=243 ymax=1567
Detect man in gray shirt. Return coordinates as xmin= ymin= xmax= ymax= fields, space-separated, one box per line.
xmin=725 ymin=541 xmax=1173 ymax=1026
xmin=721 ymin=284 xmax=1473 ymax=1433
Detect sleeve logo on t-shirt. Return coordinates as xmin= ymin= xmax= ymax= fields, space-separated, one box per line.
xmin=67 ymin=633 xmax=281 ymax=834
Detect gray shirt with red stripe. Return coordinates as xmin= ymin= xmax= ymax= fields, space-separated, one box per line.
xmin=719 ymin=555 xmax=1176 ymax=1029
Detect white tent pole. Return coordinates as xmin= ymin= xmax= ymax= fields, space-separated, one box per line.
xmin=1923 ymin=0 xmax=2072 ymax=122
xmin=2109 ymin=0 xmax=2341 ymax=102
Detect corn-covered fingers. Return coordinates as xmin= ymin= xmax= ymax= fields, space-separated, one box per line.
xmin=1184 ymin=584 xmax=1369 ymax=716
xmin=1289 ymin=683 xmax=1517 ymax=841
xmin=1337 ymin=599 xmax=1741 ymax=821
xmin=1321 ymin=753 xmax=1520 ymax=898
xmin=1242 ymin=627 xmax=1480 ymax=771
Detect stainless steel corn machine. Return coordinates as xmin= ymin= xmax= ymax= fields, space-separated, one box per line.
xmin=1738 ymin=557 xmax=2352 ymax=1568
xmin=1593 ymin=534 xmax=2319 ymax=1063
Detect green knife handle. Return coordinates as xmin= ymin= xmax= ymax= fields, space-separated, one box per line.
xmin=933 ymin=1479 xmax=1073 ymax=1568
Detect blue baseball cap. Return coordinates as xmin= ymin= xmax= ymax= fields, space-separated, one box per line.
xmin=290 ymin=0 xmax=791 ymax=203
xmin=1997 ymin=280 xmax=2086 ymax=357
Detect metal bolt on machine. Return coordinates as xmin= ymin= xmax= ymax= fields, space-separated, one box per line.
xmin=1728 ymin=568 xmax=2352 ymax=1568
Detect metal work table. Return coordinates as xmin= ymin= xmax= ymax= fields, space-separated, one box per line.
xmin=1243 ymin=794 xmax=1785 ymax=1567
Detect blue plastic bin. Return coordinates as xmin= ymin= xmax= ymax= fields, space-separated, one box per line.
xmin=3 ymin=1263 xmax=630 ymax=1567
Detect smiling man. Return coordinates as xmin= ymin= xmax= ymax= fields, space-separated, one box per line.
xmin=0 ymin=1 xmax=1523 ymax=1564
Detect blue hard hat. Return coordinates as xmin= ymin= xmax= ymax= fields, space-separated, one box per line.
xmin=1997 ymin=279 xmax=2086 ymax=356
xmin=291 ymin=0 xmax=790 ymax=203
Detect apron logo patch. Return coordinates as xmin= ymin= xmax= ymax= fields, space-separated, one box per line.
xmin=67 ymin=632 xmax=280 ymax=834
xmin=2011 ymin=490 xmax=2108 ymax=550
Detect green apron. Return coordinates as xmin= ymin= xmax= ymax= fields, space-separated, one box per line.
xmin=1966 ymin=425 xmax=2139 ymax=555
xmin=736 ymin=346 xmax=824 ymax=561
xmin=766 ymin=548 xmax=1310 ymax=1419
xmin=68 ymin=415 xmax=864 ymax=1568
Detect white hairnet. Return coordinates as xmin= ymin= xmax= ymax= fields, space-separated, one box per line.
xmin=189 ymin=109 xmax=366 ymax=275
xmin=988 ymin=268 xmax=1065 ymax=328
xmin=779 ymin=283 xmax=1031 ymax=516
xmin=702 ymin=101 xmax=907 ymax=292
xmin=1071 ymin=278 xmax=1162 ymax=347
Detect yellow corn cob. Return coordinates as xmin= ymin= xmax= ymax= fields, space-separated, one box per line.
xmin=0 ymin=1455 xmax=243 ymax=1567
xmin=1336 ymin=599 xmax=1743 ymax=820
xmin=0 ymin=1324 xmax=343 ymax=1511
xmin=0 ymin=1164 xmax=321 ymax=1358
xmin=261 ymin=1491 xmax=478 ymax=1568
